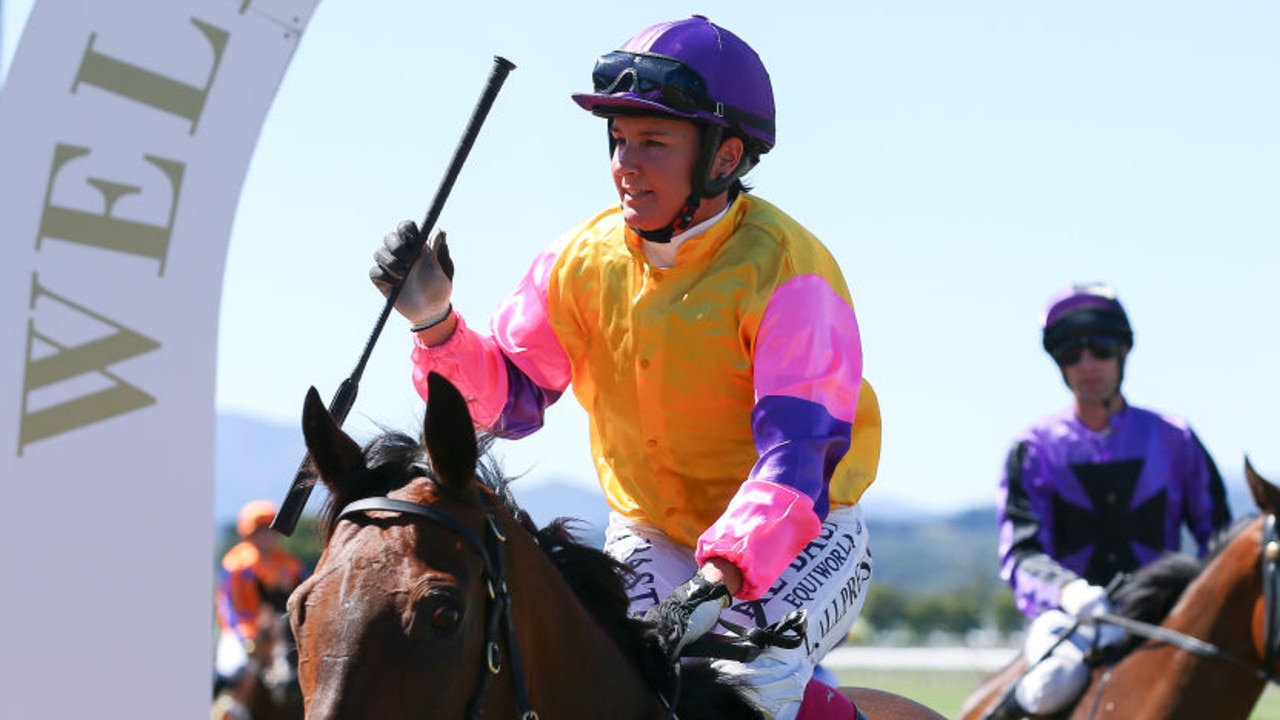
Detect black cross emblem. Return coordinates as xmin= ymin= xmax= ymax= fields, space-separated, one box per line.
xmin=1052 ymin=459 xmax=1167 ymax=585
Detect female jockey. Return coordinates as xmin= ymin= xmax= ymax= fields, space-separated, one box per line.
xmin=372 ymin=16 xmax=880 ymax=720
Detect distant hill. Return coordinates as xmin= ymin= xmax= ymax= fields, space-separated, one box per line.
xmin=215 ymin=412 xmax=309 ymax=525
xmin=868 ymin=507 xmax=1001 ymax=595
xmin=216 ymin=413 xmax=1257 ymax=595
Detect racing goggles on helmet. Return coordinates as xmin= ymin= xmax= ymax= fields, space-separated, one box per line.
xmin=591 ymin=51 xmax=718 ymax=116
xmin=1049 ymin=334 xmax=1123 ymax=366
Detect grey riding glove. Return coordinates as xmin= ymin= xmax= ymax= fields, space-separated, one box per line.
xmin=370 ymin=220 xmax=454 ymax=331
xmin=644 ymin=573 xmax=732 ymax=662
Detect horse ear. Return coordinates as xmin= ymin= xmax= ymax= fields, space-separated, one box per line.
xmin=423 ymin=372 xmax=479 ymax=491
xmin=1245 ymin=456 xmax=1280 ymax=516
xmin=301 ymin=385 xmax=365 ymax=491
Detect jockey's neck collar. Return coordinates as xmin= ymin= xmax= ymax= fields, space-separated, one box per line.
xmin=642 ymin=204 xmax=731 ymax=269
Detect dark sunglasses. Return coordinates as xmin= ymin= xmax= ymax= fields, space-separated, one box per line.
xmin=1049 ymin=335 xmax=1124 ymax=366
xmin=591 ymin=51 xmax=714 ymax=115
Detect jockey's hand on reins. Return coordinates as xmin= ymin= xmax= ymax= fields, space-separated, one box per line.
xmin=644 ymin=573 xmax=733 ymax=663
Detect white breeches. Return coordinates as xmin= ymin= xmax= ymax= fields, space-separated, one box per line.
xmin=1015 ymin=609 xmax=1126 ymax=714
xmin=604 ymin=504 xmax=871 ymax=720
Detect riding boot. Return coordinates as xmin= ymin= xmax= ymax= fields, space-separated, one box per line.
xmin=982 ymin=691 xmax=1032 ymax=720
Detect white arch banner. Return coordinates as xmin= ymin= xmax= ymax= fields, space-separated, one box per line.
xmin=0 ymin=0 xmax=319 ymax=715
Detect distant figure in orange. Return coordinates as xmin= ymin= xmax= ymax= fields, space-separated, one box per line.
xmin=214 ymin=500 xmax=306 ymax=686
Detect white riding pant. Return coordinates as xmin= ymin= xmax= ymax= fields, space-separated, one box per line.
xmin=1015 ymin=609 xmax=1127 ymax=714
xmin=215 ymin=623 xmax=293 ymax=686
xmin=215 ymin=628 xmax=250 ymax=681
xmin=604 ymin=504 xmax=871 ymax=720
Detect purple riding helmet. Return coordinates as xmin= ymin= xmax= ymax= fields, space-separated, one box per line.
xmin=572 ymin=15 xmax=775 ymax=241
xmin=1041 ymin=282 xmax=1134 ymax=358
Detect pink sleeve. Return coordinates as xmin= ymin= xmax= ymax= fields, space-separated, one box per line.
xmin=410 ymin=312 xmax=511 ymax=430
xmin=489 ymin=240 xmax=573 ymax=392
xmin=755 ymin=274 xmax=861 ymax=423
xmin=695 ymin=479 xmax=822 ymax=600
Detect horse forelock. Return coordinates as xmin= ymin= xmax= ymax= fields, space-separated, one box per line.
xmin=316 ymin=429 xmax=516 ymax=536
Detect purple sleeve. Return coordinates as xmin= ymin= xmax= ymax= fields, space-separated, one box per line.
xmin=1180 ymin=430 xmax=1232 ymax=556
xmin=998 ymin=440 xmax=1076 ymax=617
xmin=496 ymin=355 xmax=563 ymax=439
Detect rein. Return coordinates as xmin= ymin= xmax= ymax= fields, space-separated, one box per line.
xmin=338 ymin=497 xmax=539 ymax=720
xmin=1094 ymin=612 xmax=1280 ymax=684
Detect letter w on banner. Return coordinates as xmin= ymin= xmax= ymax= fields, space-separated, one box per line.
xmin=0 ymin=0 xmax=319 ymax=716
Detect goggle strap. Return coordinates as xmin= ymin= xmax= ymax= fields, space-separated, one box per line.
xmin=593 ymin=51 xmax=774 ymax=140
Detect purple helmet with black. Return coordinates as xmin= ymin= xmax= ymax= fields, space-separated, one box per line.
xmin=572 ymin=15 xmax=775 ymax=201
xmin=1041 ymin=283 xmax=1134 ymax=356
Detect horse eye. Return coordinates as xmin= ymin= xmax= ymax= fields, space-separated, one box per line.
xmin=410 ymin=591 xmax=463 ymax=638
xmin=431 ymin=605 xmax=461 ymax=629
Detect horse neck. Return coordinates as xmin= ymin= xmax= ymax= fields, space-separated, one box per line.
xmin=1171 ymin=525 xmax=1266 ymax=659
xmin=501 ymin=525 xmax=665 ymax=718
xmin=1080 ymin=528 xmax=1268 ymax=719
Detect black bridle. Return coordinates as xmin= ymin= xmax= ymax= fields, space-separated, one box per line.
xmin=337 ymin=497 xmax=539 ymax=720
xmin=1093 ymin=512 xmax=1280 ymax=686
xmin=1261 ymin=513 xmax=1280 ymax=669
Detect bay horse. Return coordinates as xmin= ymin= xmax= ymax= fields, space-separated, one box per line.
xmin=287 ymin=372 xmax=945 ymax=719
xmin=959 ymin=458 xmax=1280 ymax=720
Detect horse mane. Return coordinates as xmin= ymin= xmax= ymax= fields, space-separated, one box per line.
xmin=314 ymin=428 xmax=765 ymax=720
xmin=529 ymin=518 xmax=764 ymax=719
xmin=1110 ymin=514 xmax=1259 ymax=653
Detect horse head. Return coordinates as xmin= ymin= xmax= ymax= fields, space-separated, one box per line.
xmin=288 ymin=372 xmax=515 ymax=720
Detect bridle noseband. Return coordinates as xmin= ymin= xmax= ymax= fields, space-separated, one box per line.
xmin=338 ymin=496 xmax=539 ymax=720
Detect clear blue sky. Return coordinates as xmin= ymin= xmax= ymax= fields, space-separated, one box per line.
xmin=5 ymin=1 xmax=1278 ymax=512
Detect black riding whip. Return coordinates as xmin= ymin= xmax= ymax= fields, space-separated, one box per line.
xmin=270 ymin=55 xmax=517 ymax=536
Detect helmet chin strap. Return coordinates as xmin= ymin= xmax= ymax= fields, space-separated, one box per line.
xmin=1102 ymin=357 xmax=1128 ymax=411
xmin=633 ymin=194 xmax=700 ymax=244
